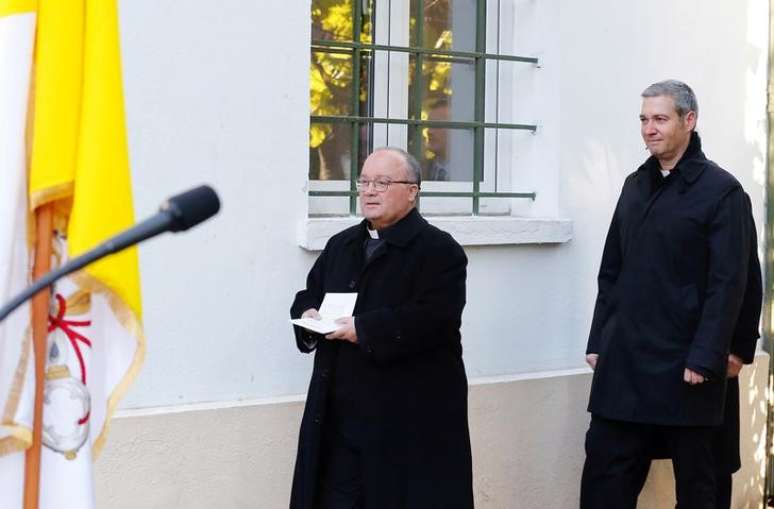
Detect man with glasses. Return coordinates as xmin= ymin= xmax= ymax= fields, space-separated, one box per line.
xmin=289 ymin=147 xmax=473 ymax=509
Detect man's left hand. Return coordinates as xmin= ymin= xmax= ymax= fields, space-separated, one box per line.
xmin=325 ymin=317 xmax=358 ymax=343
xmin=727 ymin=354 xmax=744 ymax=378
xmin=683 ymin=368 xmax=705 ymax=385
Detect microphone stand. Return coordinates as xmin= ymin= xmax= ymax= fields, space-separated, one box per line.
xmin=0 ymin=184 xmax=219 ymax=324
xmin=0 ymin=214 xmax=171 ymax=323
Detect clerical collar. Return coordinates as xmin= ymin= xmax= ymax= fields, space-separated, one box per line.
xmin=660 ymin=169 xmax=670 ymax=177
xmin=367 ymin=228 xmax=379 ymax=239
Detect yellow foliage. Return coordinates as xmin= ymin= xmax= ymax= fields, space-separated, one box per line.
xmin=320 ymin=3 xmax=353 ymax=40
xmin=435 ymin=29 xmax=452 ymax=49
xmin=310 ymin=124 xmax=332 ymax=149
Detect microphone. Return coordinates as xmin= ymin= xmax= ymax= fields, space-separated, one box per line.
xmin=0 ymin=185 xmax=221 ymax=323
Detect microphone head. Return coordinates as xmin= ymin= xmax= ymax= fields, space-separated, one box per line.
xmin=161 ymin=185 xmax=221 ymax=232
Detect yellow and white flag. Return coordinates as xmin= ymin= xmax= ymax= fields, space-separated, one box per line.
xmin=0 ymin=0 xmax=144 ymax=507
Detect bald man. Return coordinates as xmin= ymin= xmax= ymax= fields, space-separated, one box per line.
xmin=290 ymin=148 xmax=473 ymax=509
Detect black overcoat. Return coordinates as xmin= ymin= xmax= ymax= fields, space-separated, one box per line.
xmin=586 ymin=133 xmax=752 ymax=426
xmin=718 ymin=200 xmax=762 ymax=471
xmin=289 ymin=208 xmax=473 ymax=509
xmin=647 ymin=201 xmax=761 ymax=470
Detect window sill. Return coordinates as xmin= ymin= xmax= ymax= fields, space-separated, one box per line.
xmin=298 ymin=216 xmax=573 ymax=251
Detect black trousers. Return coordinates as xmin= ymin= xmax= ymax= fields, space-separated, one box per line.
xmin=637 ymin=454 xmax=733 ymax=509
xmin=631 ymin=465 xmax=732 ymax=509
xmin=581 ymin=416 xmax=717 ymax=509
xmin=316 ymin=417 xmax=380 ymax=509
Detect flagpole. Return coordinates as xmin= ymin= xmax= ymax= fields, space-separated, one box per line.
xmin=23 ymin=203 xmax=53 ymax=509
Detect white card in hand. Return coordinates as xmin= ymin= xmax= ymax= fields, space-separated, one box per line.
xmin=291 ymin=292 xmax=358 ymax=334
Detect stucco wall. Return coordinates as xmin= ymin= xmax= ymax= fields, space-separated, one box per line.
xmin=118 ymin=0 xmax=768 ymax=408
xmin=95 ymin=356 xmax=767 ymax=508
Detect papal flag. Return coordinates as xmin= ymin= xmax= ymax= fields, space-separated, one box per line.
xmin=0 ymin=0 xmax=145 ymax=507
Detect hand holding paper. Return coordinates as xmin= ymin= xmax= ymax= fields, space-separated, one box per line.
xmin=325 ymin=316 xmax=358 ymax=343
xmin=291 ymin=293 xmax=357 ymax=334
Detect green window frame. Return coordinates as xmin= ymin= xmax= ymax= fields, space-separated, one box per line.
xmin=310 ymin=0 xmax=539 ymax=215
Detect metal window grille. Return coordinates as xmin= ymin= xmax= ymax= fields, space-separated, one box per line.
xmin=310 ymin=0 xmax=539 ymax=215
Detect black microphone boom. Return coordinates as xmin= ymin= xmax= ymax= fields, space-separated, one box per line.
xmin=0 ymin=185 xmax=220 ymax=323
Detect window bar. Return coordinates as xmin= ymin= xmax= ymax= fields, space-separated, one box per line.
xmin=311 ymin=39 xmax=540 ymax=65
xmin=311 ymin=114 xmax=538 ymax=132
xmin=350 ymin=0 xmax=364 ymax=215
xmin=412 ymin=0 xmax=425 ymax=208
xmin=386 ymin=0 xmax=392 ymax=146
xmin=472 ymin=0 xmax=487 ymax=215
xmin=494 ymin=0 xmax=501 ymax=192
xmin=310 ymin=190 xmax=535 ymax=199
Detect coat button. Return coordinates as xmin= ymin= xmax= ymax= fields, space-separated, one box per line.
xmin=348 ymin=280 xmax=356 ymax=289
xmin=314 ymin=414 xmax=321 ymax=424
xmin=321 ymin=370 xmax=329 ymax=379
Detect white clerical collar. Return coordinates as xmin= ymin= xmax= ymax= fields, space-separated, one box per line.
xmin=660 ymin=169 xmax=670 ymax=177
xmin=367 ymin=227 xmax=379 ymax=239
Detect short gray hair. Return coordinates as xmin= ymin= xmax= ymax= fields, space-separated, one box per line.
xmin=374 ymin=147 xmax=422 ymax=188
xmin=641 ymin=79 xmax=699 ymax=119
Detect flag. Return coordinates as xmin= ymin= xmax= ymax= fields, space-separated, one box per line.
xmin=0 ymin=0 xmax=145 ymax=507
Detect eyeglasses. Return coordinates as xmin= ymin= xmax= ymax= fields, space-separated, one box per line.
xmin=356 ymin=178 xmax=418 ymax=192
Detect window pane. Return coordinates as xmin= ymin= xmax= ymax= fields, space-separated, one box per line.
xmin=370 ymin=122 xmax=409 ymax=152
xmin=309 ymin=195 xmax=353 ymax=217
xmin=408 ymin=55 xmax=476 ymax=122
xmin=484 ymin=59 xmax=538 ymax=124
xmin=311 ymin=0 xmax=374 ymax=43
xmin=485 ymin=0 xmax=500 ymax=54
xmin=310 ymin=47 xmax=373 ymax=116
xmin=408 ymin=126 xmax=474 ymax=182
xmin=359 ymin=50 xmax=375 ymax=118
xmin=309 ymin=122 xmax=353 ymax=181
xmin=410 ymin=0 xmax=477 ymax=52
xmin=481 ymin=127 xmax=536 ymax=215
xmin=419 ymin=195 xmax=473 ymax=216
xmin=355 ymin=122 xmax=374 ymax=171
xmin=371 ymin=50 xmax=411 ymax=120
xmin=373 ymin=0 xmax=411 ymax=46
xmin=311 ymin=50 xmax=356 ymax=117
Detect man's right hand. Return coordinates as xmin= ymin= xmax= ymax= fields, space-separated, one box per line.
xmin=302 ymin=308 xmax=322 ymax=320
xmin=727 ymin=354 xmax=744 ymax=379
xmin=586 ymin=354 xmax=599 ymax=371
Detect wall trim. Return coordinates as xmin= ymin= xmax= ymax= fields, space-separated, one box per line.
xmin=117 ymin=353 xmax=769 ymax=419
xmin=298 ymin=216 xmax=574 ymax=251
xmin=116 ymin=365 xmax=591 ymax=419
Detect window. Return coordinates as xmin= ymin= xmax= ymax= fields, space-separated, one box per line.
xmin=309 ymin=0 xmax=542 ymax=217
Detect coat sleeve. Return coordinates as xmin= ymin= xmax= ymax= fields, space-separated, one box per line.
xmin=354 ymin=233 xmax=467 ymax=365
xmin=729 ymin=194 xmax=762 ymax=364
xmin=586 ymin=200 xmax=623 ymax=355
xmin=686 ymin=187 xmax=750 ymax=377
xmin=289 ymin=245 xmax=328 ymax=353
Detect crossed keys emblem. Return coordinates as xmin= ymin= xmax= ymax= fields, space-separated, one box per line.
xmin=42 ymin=290 xmax=93 ymax=460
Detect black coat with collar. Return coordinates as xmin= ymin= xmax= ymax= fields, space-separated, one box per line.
xmin=289 ymin=208 xmax=473 ymax=509
xmin=647 ymin=195 xmax=761 ymax=470
xmin=586 ymin=133 xmax=752 ymax=426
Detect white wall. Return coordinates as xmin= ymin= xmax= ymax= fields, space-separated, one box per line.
xmin=105 ymin=0 xmax=770 ymax=506
xmin=558 ymin=0 xmax=769 ymax=383
xmin=120 ymin=0 xmax=316 ymax=407
xmin=117 ymin=0 xmax=768 ymax=408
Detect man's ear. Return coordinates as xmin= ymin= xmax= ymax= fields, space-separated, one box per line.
xmin=684 ymin=110 xmax=697 ymax=131
xmin=408 ymin=186 xmax=419 ymax=203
